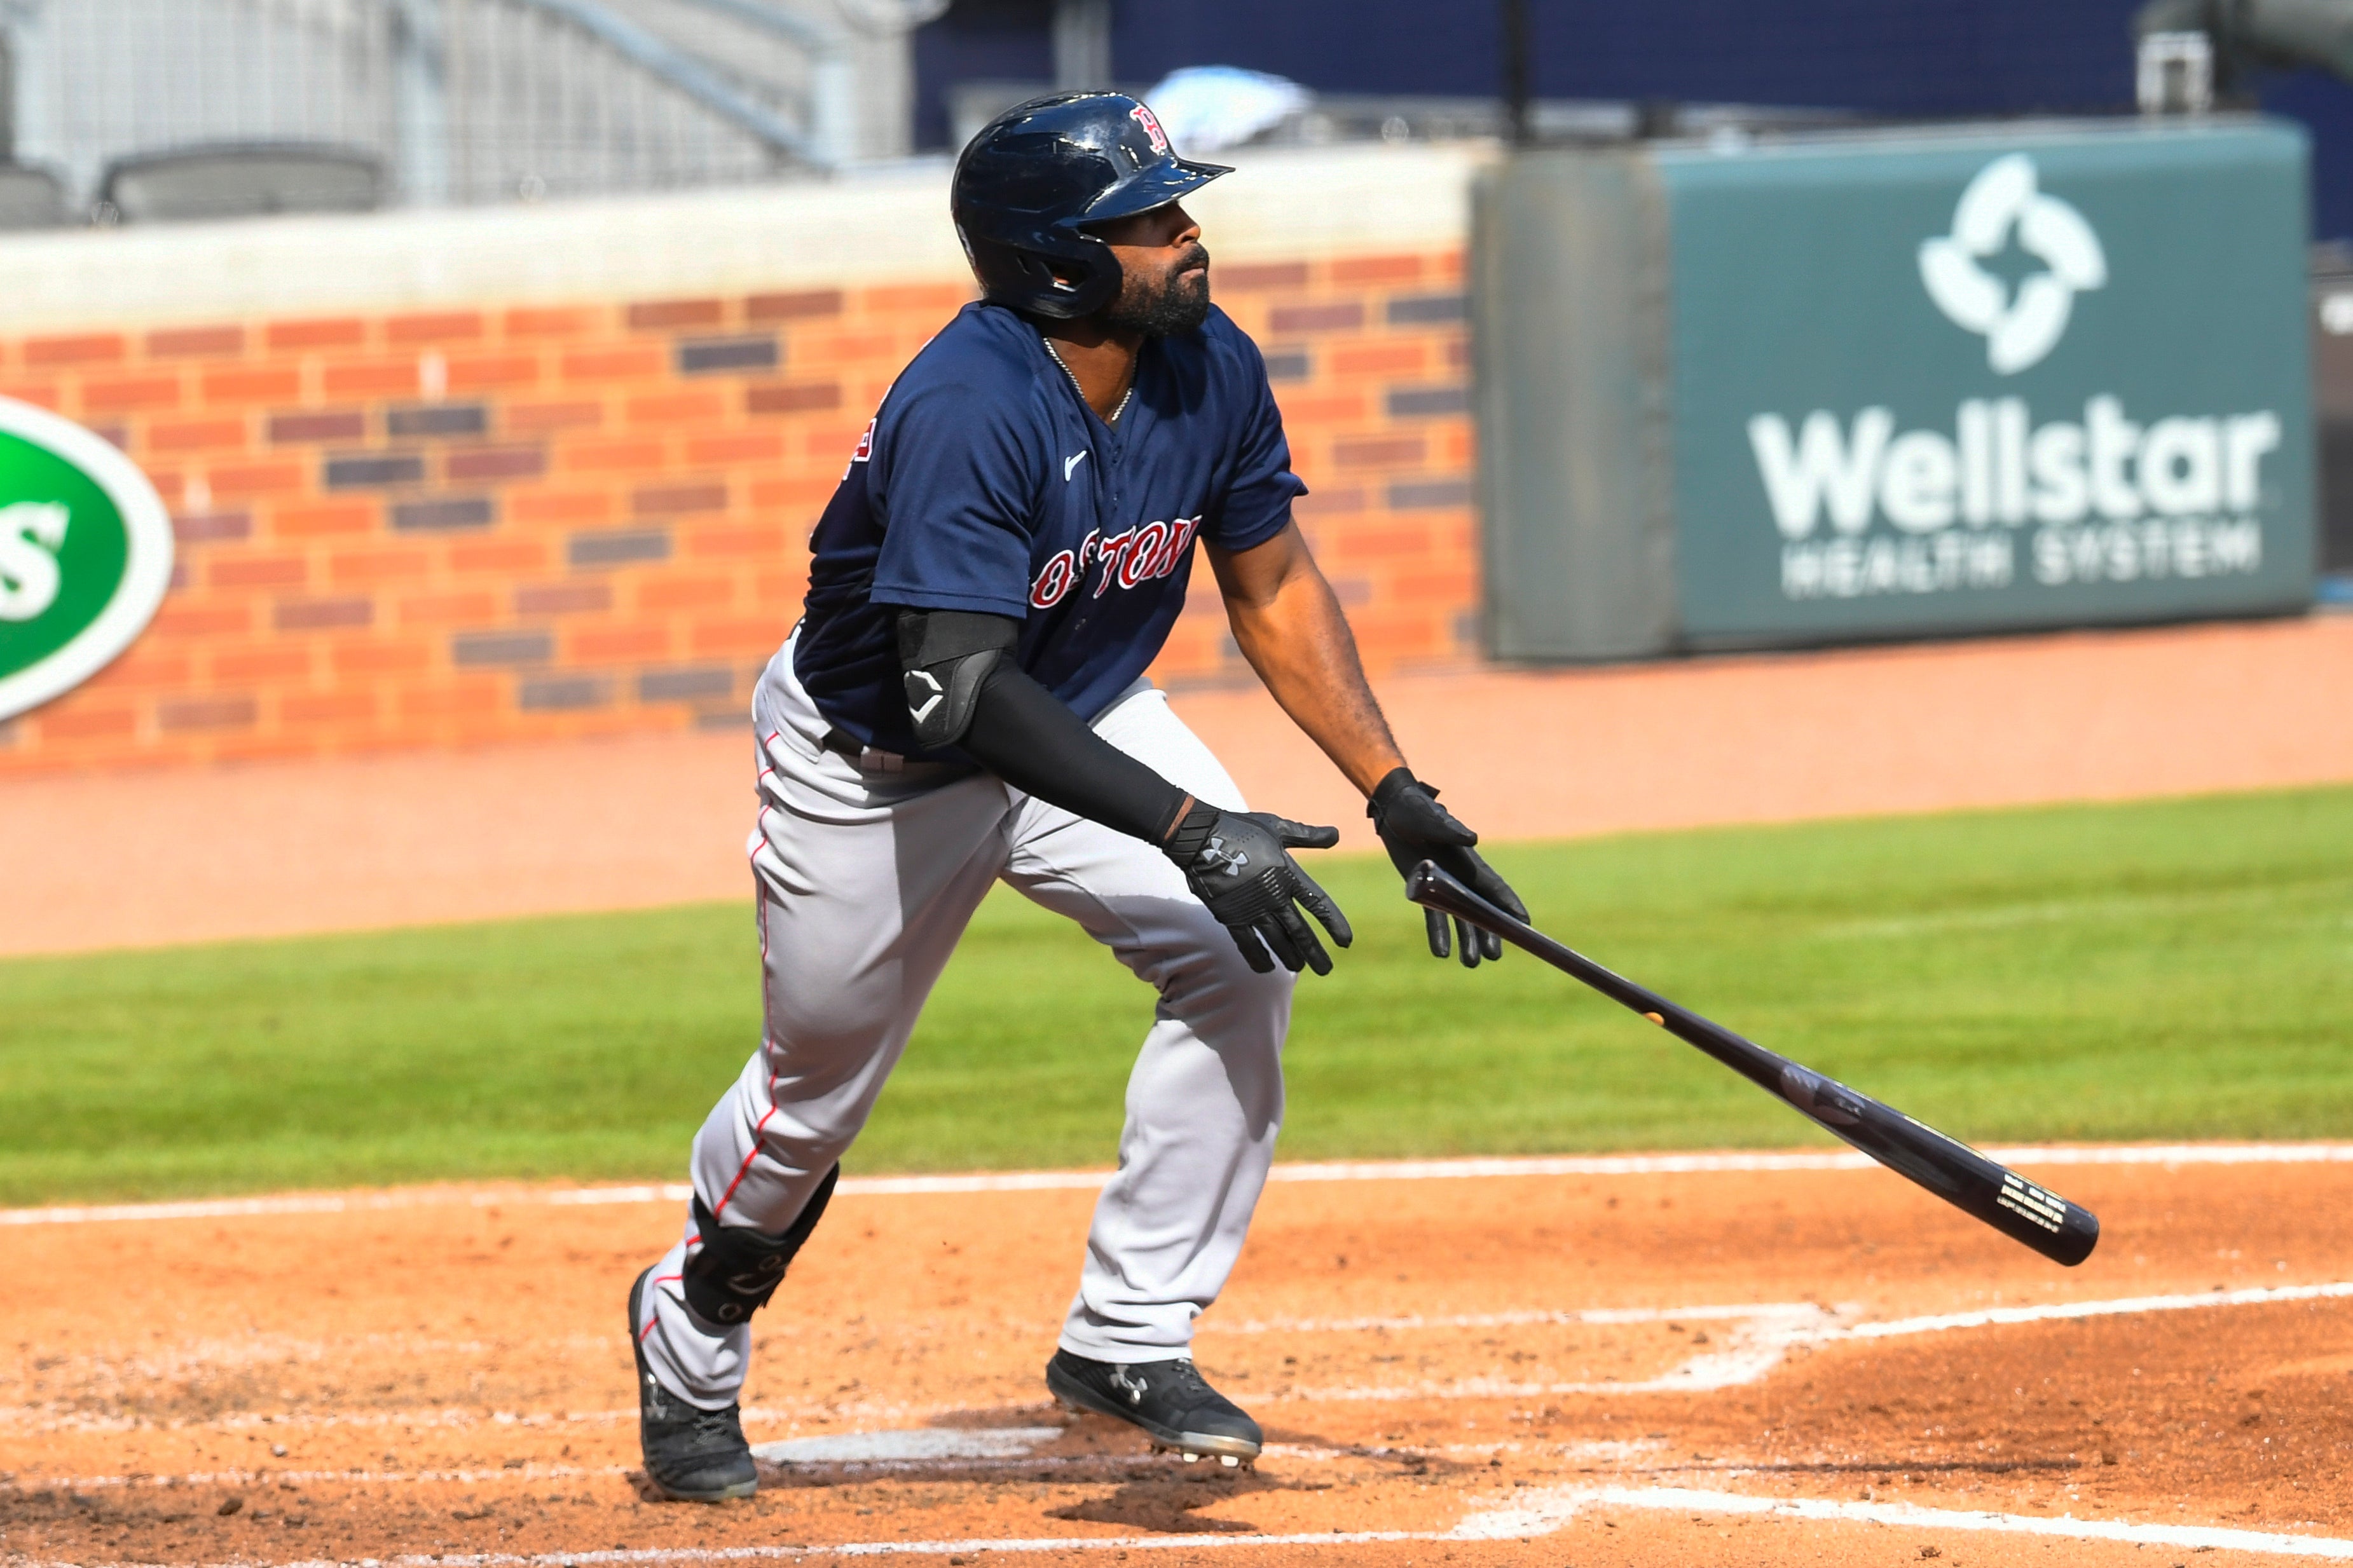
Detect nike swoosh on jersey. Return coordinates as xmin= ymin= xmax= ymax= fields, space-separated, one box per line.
xmin=1064 ymin=451 xmax=1088 ymax=481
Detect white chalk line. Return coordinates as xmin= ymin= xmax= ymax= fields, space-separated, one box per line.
xmin=1463 ymin=1485 xmax=2353 ymax=1559
xmin=8 ymin=1142 xmax=2352 ymax=1227
xmin=13 ymin=1484 xmax=2352 ymax=1566
xmin=1283 ymin=1307 xmax=1834 ymax=1401
xmin=1846 ymin=1279 xmax=2353 ymax=1340
xmin=1281 ymin=1279 xmax=2353 ymax=1400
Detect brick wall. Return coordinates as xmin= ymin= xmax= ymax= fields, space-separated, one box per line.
xmin=0 ymin=247 xmax=1474 ymax=775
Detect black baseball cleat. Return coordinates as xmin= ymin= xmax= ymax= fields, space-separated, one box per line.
xmin=628 ymin=1267 xmax=758 ymax=1501
xmin=1045 ymin=1349 xmax=1263 ymax=1466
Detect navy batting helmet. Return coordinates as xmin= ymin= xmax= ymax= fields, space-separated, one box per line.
xmin=950 ymin=92 xmax=1231 ymax=320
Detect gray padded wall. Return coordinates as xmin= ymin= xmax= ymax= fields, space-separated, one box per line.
xmin=1472 ymin=151 xmax=1680 ymax=662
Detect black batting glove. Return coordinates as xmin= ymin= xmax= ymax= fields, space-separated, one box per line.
xmin=1368 ymin=767 xmax=1528 ymax=967
xmin=1165 ymin=801 xmax=1354 ymax=976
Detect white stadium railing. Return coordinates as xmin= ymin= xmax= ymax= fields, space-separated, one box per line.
xmin=0 ymin=0 xmax=899 ymax=216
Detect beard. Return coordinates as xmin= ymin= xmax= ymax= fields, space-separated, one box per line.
xmin=1101 ymin=242 xmax=1212 ymax=336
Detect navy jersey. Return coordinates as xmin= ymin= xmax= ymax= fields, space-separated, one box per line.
xmin=792 ymin=300 xmax=1305 ymax=757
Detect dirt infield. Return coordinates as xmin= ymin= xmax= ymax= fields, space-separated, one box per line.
xmin=4 ymin=613 xmax=2349 ymax=956
xmin=6 ymin=1149 xmax=2352 ymax=1566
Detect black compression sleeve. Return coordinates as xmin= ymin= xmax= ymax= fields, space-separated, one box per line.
xmin=958 ymin=662 xmax=1191 ymax=846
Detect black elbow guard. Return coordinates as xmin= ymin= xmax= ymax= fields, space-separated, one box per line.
xmin=896 ymin=609 xmax=1020 ymax=749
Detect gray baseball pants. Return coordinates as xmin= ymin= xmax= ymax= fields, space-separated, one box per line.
xmin=634 ymin=632 xmax=1296 ymax=1408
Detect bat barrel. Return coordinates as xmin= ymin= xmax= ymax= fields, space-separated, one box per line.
xmin=1832 ymin=1091 xmax=2101 ymax=1267
xmin=1404 ymin=861 xmax=2101 ymax=1269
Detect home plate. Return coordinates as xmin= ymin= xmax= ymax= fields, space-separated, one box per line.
xmin=753 ymin=1426 xmax=1065 ymax=1463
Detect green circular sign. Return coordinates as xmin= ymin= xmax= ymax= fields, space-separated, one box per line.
xmin=0 ymin=396 xmax=174 ymax=722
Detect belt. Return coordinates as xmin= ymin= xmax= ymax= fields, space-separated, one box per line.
xmin=821 ymin=726 xmax=908 ymax=773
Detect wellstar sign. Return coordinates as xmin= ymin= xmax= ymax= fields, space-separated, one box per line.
xmin=1752 ymin=397 xmax=2279 ymax=599
xmin=1742 ymin=153 xmax=2286 ymax=606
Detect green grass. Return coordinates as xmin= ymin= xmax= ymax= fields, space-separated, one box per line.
xmin=2 ymin=786 xmax=2349 ymax=1205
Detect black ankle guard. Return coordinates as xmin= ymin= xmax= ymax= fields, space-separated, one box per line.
xmin=682 ymin=1166 xmax=839 ymax=1326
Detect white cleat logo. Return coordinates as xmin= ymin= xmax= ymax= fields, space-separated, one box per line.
xmin=1110 ymin=1367 xmax=1149 ymax=1405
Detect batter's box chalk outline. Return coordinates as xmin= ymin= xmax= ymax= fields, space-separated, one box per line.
xmin=1254 ymin=1281 xmax=2353 ymax=1400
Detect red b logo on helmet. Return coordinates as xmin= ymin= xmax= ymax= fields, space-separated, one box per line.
xmin=1129 ymin=103 xmax=1170 ymax=156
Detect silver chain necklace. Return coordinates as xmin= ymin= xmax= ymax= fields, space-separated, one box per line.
xmin=1041 ymin=336 xmax=1134 ymax=425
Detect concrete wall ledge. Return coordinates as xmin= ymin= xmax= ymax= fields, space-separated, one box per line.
xmin=0 ymin=144 xmax=1490 ymax=336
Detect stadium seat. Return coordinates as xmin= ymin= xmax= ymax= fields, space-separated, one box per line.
xmin=0 ymin=164 xmax=69 ymax=229
xmin=98 ymin=144 xmax=384 ymax=223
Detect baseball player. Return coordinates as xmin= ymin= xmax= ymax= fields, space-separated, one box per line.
xmin=627 ymin=90 xmax=1528 ymax=1501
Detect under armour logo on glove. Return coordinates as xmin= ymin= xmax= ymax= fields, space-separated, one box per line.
xmin=1200 ymin=836 xmax=1251 ymax=878
xmin=1163 ymin=804 xmax=1352 ymax=976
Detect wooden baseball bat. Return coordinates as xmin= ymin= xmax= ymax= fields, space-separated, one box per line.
xmin=1404 ymin=861 xmax=2099 ymax=1267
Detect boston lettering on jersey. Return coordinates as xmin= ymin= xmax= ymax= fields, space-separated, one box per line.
xmin=792 ymin=301 xmax=1304 ymax=758
xmin=1029 ymin=517 xmax=1203 ymax=608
